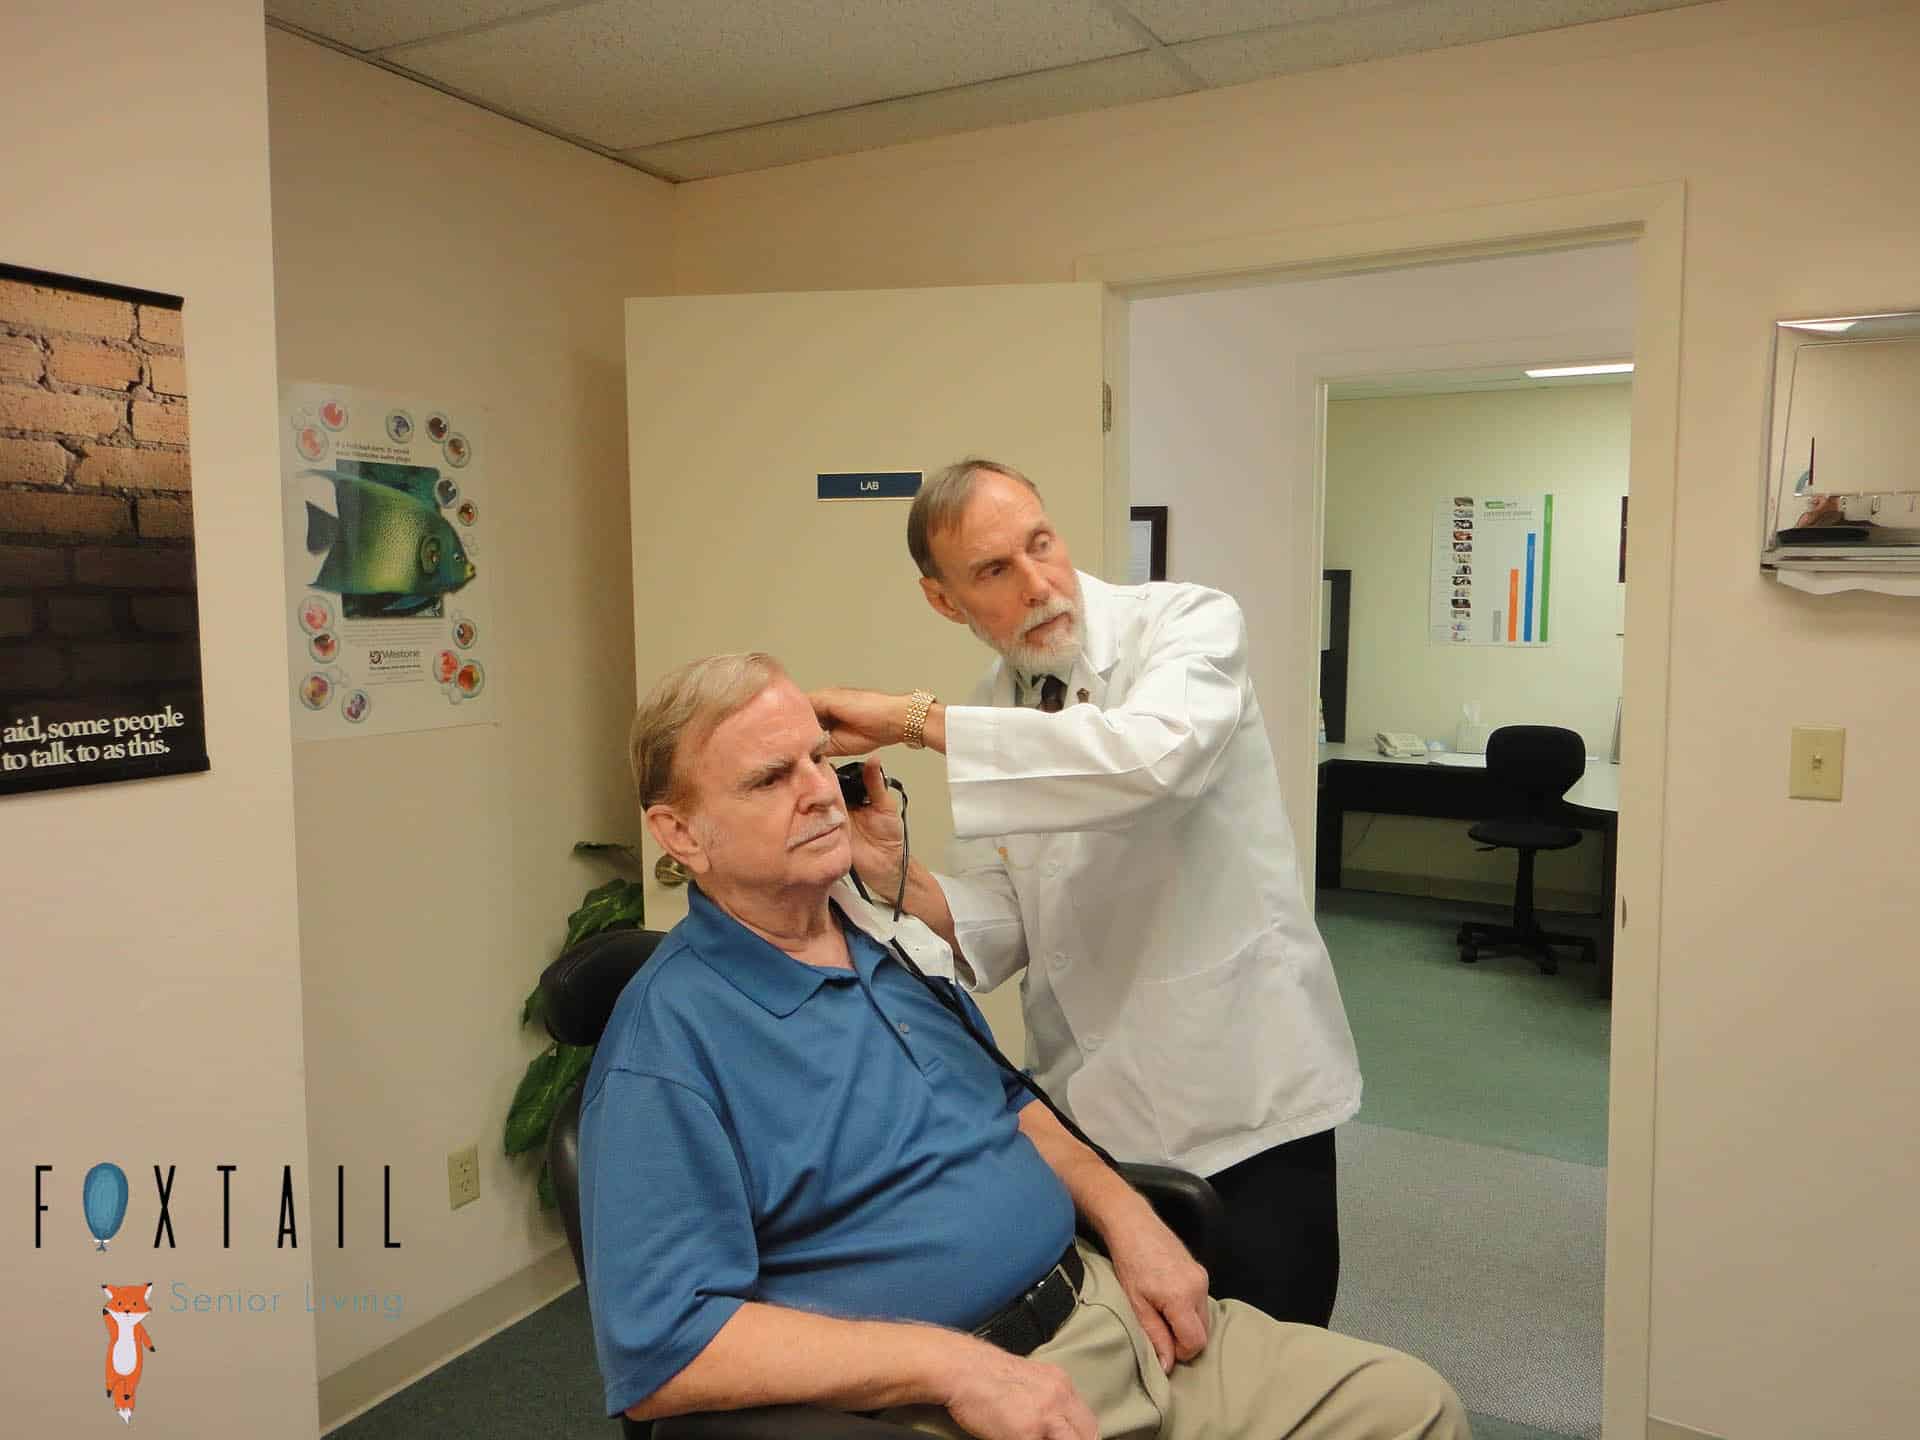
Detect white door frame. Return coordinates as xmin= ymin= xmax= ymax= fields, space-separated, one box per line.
xmin=1075 ymin=181 xmax=1683 ymax=1440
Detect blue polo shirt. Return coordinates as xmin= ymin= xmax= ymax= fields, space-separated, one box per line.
xmin=578 ymin=885 xmax=1076 ymax=1418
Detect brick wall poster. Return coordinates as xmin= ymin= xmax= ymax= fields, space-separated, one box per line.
xmin=0 ymin=263 xmax=210 ymax=798
xmin=280 ymin=382 xmax=498 ymax=739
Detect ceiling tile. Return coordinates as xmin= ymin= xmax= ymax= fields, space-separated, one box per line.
xmin=623 ymin=50 xmax=1190 ymax=180
xmin=1169 ymin=0 xmax=1712 ymax=87
xmin=1115 ymin=1 xmax=1409 ymax=46
xmin=266 ymin=0 xmax=568 ymax=53
xmin=391 ymin=0 xmax=1147 ymax=150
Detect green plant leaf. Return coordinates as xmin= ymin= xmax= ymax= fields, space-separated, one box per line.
xmin=562 ymin=877 xmax=647 ymax=950
xmin=536 ymin=1162 xmax=557 ymax=1211
xmin=504 ymin=1042 xmax=594 ymax=1156
xmin=521 ymin=981 xmax=547 ymax=1029
xmin=573 ymin=841 xmax=639 ymax=863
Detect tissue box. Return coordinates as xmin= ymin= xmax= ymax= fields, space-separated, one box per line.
xmin=1455 ymin=722 xmax=1493 ymax=754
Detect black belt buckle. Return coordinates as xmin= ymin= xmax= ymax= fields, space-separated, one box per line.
xmin=974 ymin=1244 xmax=1082 ymax=1356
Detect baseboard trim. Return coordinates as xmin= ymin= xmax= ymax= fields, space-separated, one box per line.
xmin=1648 ymin=1418 xmax=1726 ymax=1440
xmin=1338 ymin=868 xmax=1600 ymax=916
xmin=318 ymin=1245 xmax=580 ymax=1434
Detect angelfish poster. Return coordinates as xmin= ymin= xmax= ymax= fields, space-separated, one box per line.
xmin=279 ymin=383 xmax=498 ymax=738
xmin=1430 ymin=494 xmax=1556 ymax=646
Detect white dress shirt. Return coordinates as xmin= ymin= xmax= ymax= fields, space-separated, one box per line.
xmin=935 ymin=573 xmax=1362 ymax=1176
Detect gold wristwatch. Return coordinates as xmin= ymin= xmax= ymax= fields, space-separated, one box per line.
xmin=902 ymin=690 xmax=936 ymax=749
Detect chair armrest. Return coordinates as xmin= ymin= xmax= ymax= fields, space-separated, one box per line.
xmin=1113 ymin=1161 xmax=1226 ymax=1274
xmin=655 ymin=1406 xmax=919 ymax=1440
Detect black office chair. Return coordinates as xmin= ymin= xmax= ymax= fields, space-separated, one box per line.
xmin=541 ymin=928 xmax=1226 ymax=1440
xmin=1456 ymin=725 xmax=1599 ymax=976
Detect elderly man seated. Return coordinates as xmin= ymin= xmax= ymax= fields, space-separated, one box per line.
xmin=579 ymin=652 xmax=1469 ymax=1440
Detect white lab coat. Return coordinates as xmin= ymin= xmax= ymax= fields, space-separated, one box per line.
xmin=936 ymin=573 xmax=1362 ymax=1176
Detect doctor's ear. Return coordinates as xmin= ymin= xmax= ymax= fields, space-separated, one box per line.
xmin=919 ymin=575 xmax=967 ymax=626
xmin=645 ymin=803 xmax=711 ymax=877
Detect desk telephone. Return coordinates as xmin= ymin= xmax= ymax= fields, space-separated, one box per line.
xmin=1375 ymin=731 xmax=1426 ymax=759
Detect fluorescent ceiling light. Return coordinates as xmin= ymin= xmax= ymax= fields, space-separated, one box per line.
xmin=1782 ymin=319 xmax=1858 ymax=333
xmin=1524 ymin=362 xmax=1635 ymax=378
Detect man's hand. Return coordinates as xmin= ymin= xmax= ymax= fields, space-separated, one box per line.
xmin=1104 ymin=1218 xmax=1210 ymax=1374
xmin=940 ymin=1340 xmax=1098 ymax=1440
xmin=810 ymin=686 xmax=911 ymax=756
xmin=846 ymin=758 xmax=907 ymax=897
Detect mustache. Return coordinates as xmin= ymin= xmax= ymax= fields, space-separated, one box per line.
xmin=1020 ymin=596 xmax=1075 ymax=638
xmin=789 ymin=809 xmax=847 ymax=848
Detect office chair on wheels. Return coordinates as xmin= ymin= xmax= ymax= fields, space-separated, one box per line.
xmin=1456 ymin=724 xmax=1599 ymax=976
xmin=541 ymin=927 xmax=1227 ymax=1440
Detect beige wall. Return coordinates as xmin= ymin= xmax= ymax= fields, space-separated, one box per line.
xmin=670 ymin=5 xmax=1920 ymax=1438
xmin=1325 ymin=385 xmax=1630 ymax=904
xmin=265 ymin=31 xmax=673 ymax=1380
xmin=1126 ymin=244 xmax=1635 ymax=893
xmin=0 ymin=2 xmax=319 ymax=1435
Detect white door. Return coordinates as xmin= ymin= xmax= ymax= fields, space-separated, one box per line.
xmin=625 ymin=284 xmax=1115 ymax=1055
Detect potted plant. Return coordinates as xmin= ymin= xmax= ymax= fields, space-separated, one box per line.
xmin=504 ymin=844 xmax=648 ymax=1208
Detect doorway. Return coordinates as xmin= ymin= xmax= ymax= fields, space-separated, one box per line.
xmin=1091 ymin=185 xmax=1679 ymax=1440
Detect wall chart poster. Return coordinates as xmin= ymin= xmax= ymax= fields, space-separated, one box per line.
xmin=1 ymin=262 xmax=210 ymax=798
xmin=1430 ymin=494 xmax=1556 ymax=647
xmin=280 ymin=382 xmax=497 ymax=738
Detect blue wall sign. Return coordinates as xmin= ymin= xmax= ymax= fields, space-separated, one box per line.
xmin=817 ymin=471 xmax=921 ymax=500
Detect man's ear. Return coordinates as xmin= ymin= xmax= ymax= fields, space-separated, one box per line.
xmin=920 ymin=575 xmax=967 ymax=626
xmin=645 ymin=802 xmax=711 ymax=876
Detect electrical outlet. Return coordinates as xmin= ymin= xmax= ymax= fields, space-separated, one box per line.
xmin=1788 ymin=725 xmax=1845 ymax=801
xmin=448 ymin=1144 xmax=480 ymax=1210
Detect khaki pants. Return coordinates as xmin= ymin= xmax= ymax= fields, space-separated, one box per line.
xmin=880 ymin=1243 xmax=1469 ymax=1440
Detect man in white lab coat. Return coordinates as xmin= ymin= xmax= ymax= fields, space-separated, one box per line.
xmin=811 ymin=458 xmax=1363 ymax=1328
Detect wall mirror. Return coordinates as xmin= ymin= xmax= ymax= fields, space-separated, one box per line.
xmin=1763 ymin=309 xmax=1920 ymax=590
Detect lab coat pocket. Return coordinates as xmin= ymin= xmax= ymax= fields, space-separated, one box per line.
xmin=1131 ymin=929 xmax=1296 ymax=1160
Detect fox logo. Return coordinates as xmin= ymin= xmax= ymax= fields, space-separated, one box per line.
xmin=101 ymin=1283 xmax=156 ymax=1424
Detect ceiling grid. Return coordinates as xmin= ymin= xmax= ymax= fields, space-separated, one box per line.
xmin=265 ymin=0 xmax=1714 ymax=181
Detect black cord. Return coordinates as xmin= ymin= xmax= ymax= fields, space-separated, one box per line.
xmin=846 ymin=773 xmax=1118 ymax=1169
xmin=885 ymin=936 xmax=1118 ymax=1169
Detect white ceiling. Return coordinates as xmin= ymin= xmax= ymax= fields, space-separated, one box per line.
xmin=266 ymin=0 xmax=1712 ymax=182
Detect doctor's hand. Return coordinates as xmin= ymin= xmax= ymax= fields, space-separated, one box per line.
xmin=1105 ymin=1216 xmax=1211 ymax=1373
xmin=843 ymin=757 xmax=907 ymax=896
xmin=810 ymin=686 xmax=910 ymax=755
xmin=940 ymin=1340 xmax=1097 ymax=1440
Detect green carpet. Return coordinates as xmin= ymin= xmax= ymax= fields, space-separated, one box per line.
xmin=330 ymin=1285 xmax=610 ymax=1439
xmin=1316 ymin=889 xmax=1610 ymax=1168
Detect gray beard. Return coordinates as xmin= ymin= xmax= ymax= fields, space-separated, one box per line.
xmin=970 ymin=609 xmax=1084 ymax=676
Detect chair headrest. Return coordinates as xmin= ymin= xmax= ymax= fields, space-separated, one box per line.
xmin=1484 ymin=725 xmax=1585 ymax=798
xmin=540 ymin=928 xmax=669 ymax=1047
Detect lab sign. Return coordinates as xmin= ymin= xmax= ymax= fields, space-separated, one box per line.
xmin=816 ymin=471 xmax=921 ymax=500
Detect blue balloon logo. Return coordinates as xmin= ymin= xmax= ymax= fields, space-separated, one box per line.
xmin=83 ymin=1163 xmax=129 ymax=1252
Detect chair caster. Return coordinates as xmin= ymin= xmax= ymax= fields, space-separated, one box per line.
xmin=1534 ymin=954 xmax=1559 ymax=976
xmin=1458 ymin=947 xmax=1478 ymax=964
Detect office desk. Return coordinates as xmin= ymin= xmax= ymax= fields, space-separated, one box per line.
xmin=1315 ymin=742 xmax=1618 ymax=993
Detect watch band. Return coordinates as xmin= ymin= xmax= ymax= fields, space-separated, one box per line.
xmin=902 ymin=690 xmax=936 ymax=749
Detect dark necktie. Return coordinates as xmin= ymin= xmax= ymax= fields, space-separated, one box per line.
xmin=1037 ymin=674 xmax=1067 ymax=713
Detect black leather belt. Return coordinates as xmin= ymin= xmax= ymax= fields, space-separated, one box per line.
xmin=972 ymin=1244 xmax=1084 ymax=1356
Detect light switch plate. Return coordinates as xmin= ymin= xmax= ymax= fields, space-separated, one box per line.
xmin=1789 ymin=725 xmax=1845 ymax=801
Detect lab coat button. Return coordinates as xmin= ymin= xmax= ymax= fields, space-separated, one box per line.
xmin=1052 ymin=951 xmax=1070 ymax=972
xmin=1043 ymin=860 xmax=1062 ymax=878
xmin=1084 ymin=1032 xmax=1104 ymax=1052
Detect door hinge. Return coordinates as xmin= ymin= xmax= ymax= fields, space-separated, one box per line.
xmin=1102 ymin=382 xmax=1112 ymax=433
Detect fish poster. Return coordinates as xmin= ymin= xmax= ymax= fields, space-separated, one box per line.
xmin=1429 ymin=494 xmax=1557 ymax=646
xmin=279 ymin=382 xmax=498 ymax=738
